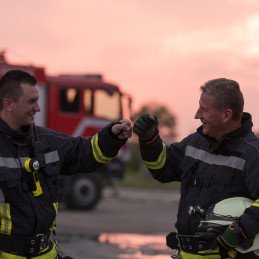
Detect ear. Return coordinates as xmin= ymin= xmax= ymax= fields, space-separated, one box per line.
xmin=3 ymin=98 xmax=14 ymax=112
xmin=223 ymin=109 xmax=232 ymax=123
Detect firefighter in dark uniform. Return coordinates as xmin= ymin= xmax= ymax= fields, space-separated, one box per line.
xmin=0 ymin=70 xmax=132 ymax=258
xmin=133 ymin=78 xmax=259 ymax=258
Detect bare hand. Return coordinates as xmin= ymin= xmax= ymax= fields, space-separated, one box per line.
xmin=111 ymin=119 xmax=132 ymax=140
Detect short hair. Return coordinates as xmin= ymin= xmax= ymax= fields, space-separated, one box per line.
xmin=0 ymin=70 xmax=37 ymax=110
xmin=200 ymin=78 xmax=244 ymax=120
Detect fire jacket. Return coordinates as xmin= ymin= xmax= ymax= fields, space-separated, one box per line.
xmin=0 ymin=119 xmax=126 ymax=236
xmin=139 ymin=112 xmax=259 ymax=239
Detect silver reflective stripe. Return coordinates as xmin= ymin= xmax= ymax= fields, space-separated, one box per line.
xmin=185 ymin=145 xmax=245 ymax=170
xmin=45 ymin=151 xmax=60 ymax=164
xmin=0 ymin=151 xmax=60 ymax=169
xmin=0 ymin=188 xmax=4 ymax=202
xmin=0 ymin=157 xmax=19 ymax=168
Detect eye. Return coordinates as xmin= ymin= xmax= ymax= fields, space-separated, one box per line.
xmin=28 ymin=98 xmax=38 ymax=104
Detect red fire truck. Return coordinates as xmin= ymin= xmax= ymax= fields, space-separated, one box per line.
xmin=0 ymin=52 xmax=132 ymax=210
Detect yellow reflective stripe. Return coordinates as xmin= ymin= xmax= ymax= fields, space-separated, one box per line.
xmin=50 ymin=202 xmax=58 ymax=231
xmin=0 ymin=243 xmax=57 ymax=258
xmin=180 ymin=250 xmax=220 ymax=259
xmin=143 ymin=143 xmax=166 ymax=170
xmin=91 ymin=134 xmax=113 ymax=163
xmin=252 ymin=199 xmax=259 ymax=207
xmin=53 ymin=202 xmax=58 ymax=213
xmin=0 ymin=203 xmax=12 ymax=235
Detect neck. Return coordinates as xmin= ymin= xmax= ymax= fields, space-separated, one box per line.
xmin=216 ymin=119 xmax=242 ymax=141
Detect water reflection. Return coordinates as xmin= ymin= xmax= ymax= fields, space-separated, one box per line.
xmin=99 ymin=233 xmax=171 ymax=258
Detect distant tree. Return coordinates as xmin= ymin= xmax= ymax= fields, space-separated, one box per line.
xmin=133 ymin=101 xmax=177 ymax=143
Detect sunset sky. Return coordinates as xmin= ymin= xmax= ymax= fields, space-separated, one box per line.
xmin=1 ymin=0 xmax=259 ymax=140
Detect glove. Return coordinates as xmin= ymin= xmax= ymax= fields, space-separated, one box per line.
xmin=133 ymin=114 xmax=159 ymax=143
xmin=217 ymin=222 xmax=247 ymax=250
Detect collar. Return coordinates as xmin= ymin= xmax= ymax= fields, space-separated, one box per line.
xmin=0 ymin=118 xmax=33 ymax=145
xmin=197 ymin=112 xmax=253 ymax=151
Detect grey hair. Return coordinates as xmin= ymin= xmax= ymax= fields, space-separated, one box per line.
xmin=200 ymin=78 xmax=244 ymax=120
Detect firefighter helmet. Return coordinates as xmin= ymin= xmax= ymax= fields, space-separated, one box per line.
xmin=199 ymin=197 xmax=259 ymax=254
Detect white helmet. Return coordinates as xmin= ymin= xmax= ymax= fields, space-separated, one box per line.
xmin=199 ymin=197 xmax=259 ymax=254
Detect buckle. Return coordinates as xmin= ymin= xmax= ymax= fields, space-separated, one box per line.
xmin=27 ymin=233 xmax=50 ymax=256
xmin=177 ymin=235 xmax=199 ymax=254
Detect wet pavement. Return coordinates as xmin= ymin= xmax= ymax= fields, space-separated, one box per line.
xmin=56 ymin=186 xmax=180 ymax=259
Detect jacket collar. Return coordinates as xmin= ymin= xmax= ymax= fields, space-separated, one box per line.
xmin=197 ymin=112 xmax=253 ymax=151
xmin=0 ymin=118 xmax=32 ymax=145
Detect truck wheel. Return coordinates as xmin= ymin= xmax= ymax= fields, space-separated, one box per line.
xmin=66 ymin=174 xmax=102 ymax=210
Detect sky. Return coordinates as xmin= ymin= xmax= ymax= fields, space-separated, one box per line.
xmin=1 ymin=0 xmax=259 ymax=140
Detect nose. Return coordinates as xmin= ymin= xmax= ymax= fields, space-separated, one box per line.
xmin=194 ymin=108 xmax=200 ymax=119
xmin=34 ymin=102 xmax=40 ymax=112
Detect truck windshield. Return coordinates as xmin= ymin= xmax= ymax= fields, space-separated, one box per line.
xmin=94 ymin=89 xmax=121 ymax=121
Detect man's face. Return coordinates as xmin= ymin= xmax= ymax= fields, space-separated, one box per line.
xmin=195 ymin=92 xmax=226 ymax=140
xmin=11 ymin=83 xmax=40 ymax=130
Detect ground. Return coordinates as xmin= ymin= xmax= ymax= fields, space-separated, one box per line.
xmin=56 ymin=186 xmax=180 ymax=259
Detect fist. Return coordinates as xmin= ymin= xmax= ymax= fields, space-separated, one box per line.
xmin=133 ymin=114 xmax=159 ymax=142
xmin=111 ymin=119 xmax=132 ymax=140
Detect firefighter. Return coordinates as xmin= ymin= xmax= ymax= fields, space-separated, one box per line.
xmin=133 ymin=78 xmax=259 ymax=258
xmin=0 ymin=70 xmax=132 ymax=258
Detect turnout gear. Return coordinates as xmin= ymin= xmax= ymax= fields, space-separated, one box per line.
xmin=133 ymin=114 xmax=159 ymax=143
xmin=0 ymin=118 xmax=126 ymax=257
xmin=137 ymin=112 xmax=259 ymax=258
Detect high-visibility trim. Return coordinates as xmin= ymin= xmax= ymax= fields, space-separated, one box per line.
xmin=50 ymin=202 xmax=58 ymax=231
xmin=180 ymin=250 xmax=220 ymax=259
xmin=252 ymin=199 xmax=259 ymax=208
xmin=0 ymin=203 xmax=12 ymax=235
xmin=91 ymin=134 xmax=113 ymax=163
xmin=0 ymin=243 xmax=57 ymax=258
xmin=185 ymin=145 xmax=245 ymax=170
xmin=143 ymin=143 xmax=166 ymax=170
xmin=0 ymin=151 xmax=60 ymax=169
xmin=53 ymin=202 xmax=58 ymax=213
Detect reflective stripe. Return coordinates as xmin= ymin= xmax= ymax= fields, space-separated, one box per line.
xmin=91 ymin=134 xmax=113 ymax=163
xmin=0 ymin=243 xmax=58 ymax=258
xmin=0 ymin=203 xmax=12 ymax=235
xmin=143 ymin=143 xmax=166 ymax=170
xmin=180 ymin=250 xmax=220 ymax=259
xmin=45 ymin=151 xmax=60 ymax=164
xmin=0 ymin=151 xmax=60 ymax=169
xmin=0 ymin=188 xmax=4 ymax=202
xmin=50 ymin=202 xmax=58 ymax=231
xmin=53 ymin=202 xmax=58 ymax=213
xmin=0 ymin=157 xmax=20 ymax=168
xmin=252 ymin=199 xmax=259 ymax=208
xmin=185 ymin=146 xmax=245 ymax=170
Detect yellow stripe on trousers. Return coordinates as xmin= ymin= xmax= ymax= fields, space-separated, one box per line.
xmin=0 ymin=244 xmax=57 ymax=259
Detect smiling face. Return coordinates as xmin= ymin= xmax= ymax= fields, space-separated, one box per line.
xmin=195 ymin=92 xmax=226 ymax=140
xmin=8 ymin=83 xmax=40 ymax=131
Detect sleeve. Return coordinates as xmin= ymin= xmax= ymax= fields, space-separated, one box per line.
xmin=239 ymin=158 xmax=259 ymax=238
xmin=138 ymin=134 xmax=189 ymax=183
xmin=55 ymin=123 xmax=127 ymax=175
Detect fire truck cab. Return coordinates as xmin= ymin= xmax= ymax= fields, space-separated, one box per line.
xmin=0 ymin=52 xmax=132 ymax=210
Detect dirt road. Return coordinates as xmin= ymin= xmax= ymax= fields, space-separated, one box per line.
xmin=56 ymin=187 xmax=180 ymax=259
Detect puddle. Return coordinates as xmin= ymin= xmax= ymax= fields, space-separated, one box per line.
xmin=99 ymin=233 xmax=171 ymax=258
